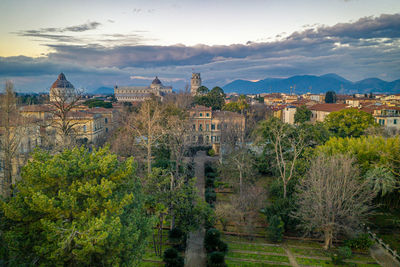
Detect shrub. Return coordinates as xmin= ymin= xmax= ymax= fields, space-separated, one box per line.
xmin=163 ymin=248 xmax=184 ymax=267
xmin=207 ymin=149 xmax=216 ymax=157
xmin=345 ymin=233 xmax=374 ymax=251
xmin=205 ymin=188 xmax=217 ymax=204
xmin=204 ymin=229 xmax=228 ymax=254
xmin=331 ymin=246 xmax=352 ymax=265
xmin=168 ymin=228 xmax=186 ymax=251
xmin=206 ymin=177 xmax=215 ymax=188
xmin=208 ymin=251 xmax=227 ymax=267
xmin=267 ymin=215 xmax=284 ymax=243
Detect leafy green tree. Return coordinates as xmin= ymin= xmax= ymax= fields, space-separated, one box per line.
xmin=324 ymin=109 xmax=376 ymax=137
xmin=194 ymin=86 xmax=225 ymax=110
xmin=267 ymin=215 xmax=284 ymax=243
xmin=294 ymin=105 xmax=311 ymax=124
xmin=0 ymin=147 xmax=151 ymax=266
xmin=365 ymin=166 xmax=397 ymax=197
xmin=325 ymin=91 xmax=337 ymax=103
xmin=196 ymin=86 xmax=209 ymax=95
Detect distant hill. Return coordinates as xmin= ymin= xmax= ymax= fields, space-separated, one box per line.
xmin=223 ymin=74 xmax=400 ymax=94
xmin=90 ymin=87 xmax=114 ymax=95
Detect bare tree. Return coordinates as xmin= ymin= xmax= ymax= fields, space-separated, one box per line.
xmin=127 ymin=100 xmax=164 ymax=174
xmin=0 ymin=81 xmax=23 ymax=198
xmin=258 ymin=118 xmax=306 ymax=198
xmin=292 ymin=154 xmax=375 ymax=249
xmin=48 ymin=84 xmax=83 ymax=149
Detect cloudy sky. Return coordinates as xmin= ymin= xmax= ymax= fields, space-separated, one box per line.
xmin=1 ymin=0 xmax=400 ymax=92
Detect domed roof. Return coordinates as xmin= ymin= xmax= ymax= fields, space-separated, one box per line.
xmin=51 ymin=73 xmax=74 ymax=89
xmin=151 ymin=76 xmax=162 ymax=85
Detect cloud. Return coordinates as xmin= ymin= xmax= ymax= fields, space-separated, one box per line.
xmin=2 ymin=13 xmax=400 ymax=92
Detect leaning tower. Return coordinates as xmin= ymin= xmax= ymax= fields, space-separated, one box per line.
xmin=190 ymin=73 xmax=201 ymax=95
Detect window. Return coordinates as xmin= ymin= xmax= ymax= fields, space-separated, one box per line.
xmin=200 ymin=113 xmax=203 ymax=117
xmin=199 ymin=124 xmax=203 ymax=131
xmin=206 ymin=124 xmax=209 ymax=131
xmin=106 ymin=128 xmax=108 ymax=132
xmin=394 ymin=119 xmax=398 ymax=125
xmin=192 ymin=124 xmax=196 ymax=130
xmin=206 ymin=113 xmax=210 ymax=117
xmin=211 ymin=124 xmax=215 ymax=130
xmin=105 ymin=118 xmax=108 ymax=123
xmin=83 ymin=125 xmax=87 ymax=132
xmin=217 ymin=124 xmax=221 ymax=130
xmin=206 ymin=136 xmax=209 ymax=142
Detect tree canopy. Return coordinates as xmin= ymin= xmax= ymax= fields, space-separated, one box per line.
xmin=0 ymin=147 xmax=151 ymax=266
xmin=294 ymin=105 xmax=312 ymax=124
xmin=324 ymin=109 xmax=376 ymax=137
xmin=325 ymin=91 xmax=337 ymax=103
xmin=194 ymin=86 xmax=225 ymax=110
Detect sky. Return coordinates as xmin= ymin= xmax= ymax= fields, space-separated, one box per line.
xmin=1 ymin=0 xmax=400 ymax=92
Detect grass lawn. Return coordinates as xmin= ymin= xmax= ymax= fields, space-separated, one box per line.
xmin=222 ymin=234 xmax=272 ymax=244
xmin=227 ymin=251 xmax=290 ymax=263
xmin=229 ymin=242 xmax=286 ymax=254
xmin=289 ymin=247 xmax=330 ymax=257
xmin=296 ymin=257 xmax=381 ymax=267
xmin=226 ymin=259 xmax=289 ymax=266
xmin=285 ymin=239 xmax=325 ymax=248
xmin=138 ymin=261 xmax=164 ymax=267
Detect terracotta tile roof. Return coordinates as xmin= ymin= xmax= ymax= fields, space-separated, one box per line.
xmin=20 ymin=104 xmax=53 ymax=112
xmin=309 ymin=103 xmax=349 ymax=112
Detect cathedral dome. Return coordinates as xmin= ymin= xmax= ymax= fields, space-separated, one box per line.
xmin=151 ymin=76 xmax=162 ymax=85
xmin=51 ymin=73 xmax=75 ymax=89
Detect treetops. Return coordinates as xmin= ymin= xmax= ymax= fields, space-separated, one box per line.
xmin=0 ymin=146 xmax=151 ymax=266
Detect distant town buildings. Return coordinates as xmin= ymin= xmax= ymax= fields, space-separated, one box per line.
xmin=114 ymin=77 xmax=172 ymax=102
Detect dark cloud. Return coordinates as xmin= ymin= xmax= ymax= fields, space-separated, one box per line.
xmin=2 ymin=14 xmax=400 ymax=92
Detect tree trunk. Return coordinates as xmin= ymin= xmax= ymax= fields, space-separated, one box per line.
xmin=283 ymin=181 xmax=287 ymax=199
xmin=323 ymin=227 xmax=333 ymax=250
xmin=239 ymin=170 xmax=243 ymax=197
xmin=147 ymin=141 xmax=151 ymax=174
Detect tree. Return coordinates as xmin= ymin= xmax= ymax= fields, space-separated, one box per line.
xmin=267 ymin=215 xmax=284 ymax=243
xmin=193 ymin=86 xmax=225 ymax=110
xmin=292 ymin=154 xmax=375 ymax=249
xmin=325 ymin=91 xmax=337 ymax=103
xmin=0 ymin=81 xmax=24 ymax=198
xmin=324 ymin=109 xmax=376 ymax=138
xmin=294 ymin=105 xmax=311 ymax=124
xmin=0 ymin=147 xmax=151 ymax=266
xmin=127 ymin=100 xmax=164 ymax=174
xmin=196 ymin=86 xmax=209 ymax=95
xmin=256 ymin=117 xmax=306 ymax=198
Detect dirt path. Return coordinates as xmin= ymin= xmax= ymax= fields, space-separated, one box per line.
xmin=184 ymin=151 xmax=210 ymax=267
xmin=283 ymin=245 xmax=300 ymax=267
xmin=370 ymin=243 xmax=399 ymax=267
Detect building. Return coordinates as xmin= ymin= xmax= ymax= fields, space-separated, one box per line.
xmin=114 ymin=77 xmax=172 ymax=102
xmin=190 ymin=73 xmax=202 ymax=95
xmin=188 ymin=105 xmax=245 ymax=153
xmin=282 ymin=106 xmax=297 ymax=124
xmin=49 ymin=73 xmax=76 ymax=103
xmin=309 ymin=103 xmax=349 ymax=122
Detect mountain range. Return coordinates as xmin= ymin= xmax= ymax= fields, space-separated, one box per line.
xmin=222 ymin=74 xmax=400 ymax=95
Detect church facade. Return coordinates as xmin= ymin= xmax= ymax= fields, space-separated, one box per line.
xmin=114 ymin=77 xmax=172 ymax=102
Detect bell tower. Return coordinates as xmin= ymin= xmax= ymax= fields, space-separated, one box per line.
xmin=190 ymin=73 xmax=201 ymax=95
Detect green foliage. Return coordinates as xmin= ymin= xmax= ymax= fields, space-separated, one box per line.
xmin=365 ymin=166 xmax=397 ymax=197
xmin=324 ymin=109 xmax=376 ymax=137
xmin=83 ymin=98 xmax=113 ymax=108
xmin=163 ymin=248 xmax=184 ymax=267
xmin=222 ymin=96 xmax=249 ymax=113
xmin=317 ymin=135 xmax=400 ymax=176
xmin=344 ymin=233 xmax=374 ymax=251
xmin=197 ymin=86 xmax=209 ymax=95
xmin=0 ymin=147 xmax=151 ymax=266
xmin=325 ymin=91 xmax=337 ymax=103
xmin=205 ymin=188 xmax=217 ymax=204
xmin=194 ymin=86 xmax=225 ymax=110
xmin=331 ymin=246 xmax=352 ymax=265
xmin=267 ymin=215 xmax=285 ymax=243
xmin=207 ymin=149 xmax=216 ymax=157
xmin=208 ymin=251 xmax=227 ymax=267
xmin=294 ymin=105 xmax=312 ymax=124
xmin=204 ymin=229 xmax=228 ymax=254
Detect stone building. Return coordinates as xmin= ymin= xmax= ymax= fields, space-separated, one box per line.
xmin=190 ymin=73 xmax=202 ymax=95
xmin=189 ymin=105 xmax=245 ymax=153
xmin=114 ymin=77 xmax=172 ymax=102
